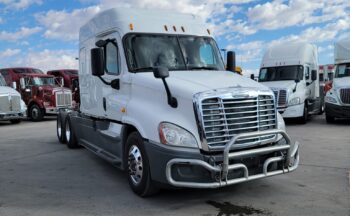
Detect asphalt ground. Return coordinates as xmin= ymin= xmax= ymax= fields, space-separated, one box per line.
xmin=0 ymin=115 xmax=349 ymax=216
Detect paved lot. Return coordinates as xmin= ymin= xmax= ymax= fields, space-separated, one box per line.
xmin=0 ymin=115 xmax=349 ymax=216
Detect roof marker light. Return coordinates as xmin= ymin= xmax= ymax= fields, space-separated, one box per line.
xmin=164 ymin=25 xmax=168 ymax=31
xmin=181 ymin=26 xmax=185 ymax=32
xmin=129 ymin=23 xmax=134 ymax=31
xmin=173 ymin=26 xmax=177 ymax=32
xmin=207 ymin=29 xmax=211 ymax=35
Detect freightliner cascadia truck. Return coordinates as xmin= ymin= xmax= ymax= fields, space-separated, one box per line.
xmin=259 ymin=43 xmax=322 ymax=124
xmin=56 ymin=8 xmax=300 ymax=196
xmin=325 ymin=39 xmax=350 ymax=122
xmin=0 ymin=67 xmax=73 ymax=121
xmin=0 ymin=74 xmax=27 ymax=123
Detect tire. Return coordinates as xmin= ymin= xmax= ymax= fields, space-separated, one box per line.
xmin=57 ymin=112 xmax=66 ymax=144
xmin=318 ymin=103 xmax=325 ymax=115
xmin=125 ymin=131 xmax=159 ymax=197
xmin=65 ymin=117 xmax=79 ymax=149
xmin=29 ymin=104 xmax=44 ymax=122
xmin=10 ymin=119 xmax=21 ymax=124
xmin=299 ymin=103 xmax=308 ymax=124
xmin=326 ymin=114 xmax=335 ymax=123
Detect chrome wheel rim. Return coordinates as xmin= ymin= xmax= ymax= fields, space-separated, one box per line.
xmin=32 ymin=108 xmax=39 ymax=119
xmin=65 ymin=121 xmax=71 ymax=142
xmin=57 ymin=119 xmax=62 ymax=138
xmin=128 ymin=145 xmax=143 ymax=185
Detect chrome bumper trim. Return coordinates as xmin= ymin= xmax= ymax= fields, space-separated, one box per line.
xmin=165 ymin=129 xmax=299 ymax=188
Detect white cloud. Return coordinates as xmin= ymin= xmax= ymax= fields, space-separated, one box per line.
xmin=11 ymin=49 xmax=78 ymax=71
xmin=36 ymin=6 xmax=101 ymax=41
xmin=0 ymin=17 xmax=3 ymax=24
xmin=35 ymin=0 xmax=256 ymax=41
xmin=0 ymin=0 xmax=42 ymax=10
xmin=0 ymin=26 xmax=42 ymax=42
xmin=0 ymin=48 xmax=21 ymax=58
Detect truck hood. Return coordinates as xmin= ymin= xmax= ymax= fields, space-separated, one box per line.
xmin=259 ymin=80 xmax=296 ymax=91
xmin=333 ymin=77 xmax=350 ymax=88
xmin=0 ymin=86 xmax=20 ymax=96
xmin=133 ymin=70 xmax=270 ymax=99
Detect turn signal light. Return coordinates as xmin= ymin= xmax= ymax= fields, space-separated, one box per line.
xmin=129 ymin=23 xmax=134 ymax=31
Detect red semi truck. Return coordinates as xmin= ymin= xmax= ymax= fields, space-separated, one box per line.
xmin=47 ymin=69 xmax=80 ymax=108
xmin=0 ymin=67 xmax=73 ymax=121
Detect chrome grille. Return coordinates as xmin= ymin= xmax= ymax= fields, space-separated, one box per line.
xmin=273 ymin=89 xmax=287 ymax=107
xmin=340 ymin=88 xmax=350 ymax=104
xmin=55 ymin=92 xmax=72 ymax=107
xmin=10 ymin=95 xmax=21 ymax=112
xmin=0 ymin=95 xmax=20 ymax=112
xmin=200 ymin=94 xmax=277 ymax=150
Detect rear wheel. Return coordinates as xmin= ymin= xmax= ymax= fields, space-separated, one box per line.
xmin=10 ymin=119 xmax=21 ymax=124
xmin=126 ymin=132 xmax=158 ymax=197
xmin=57 ymin=112 xmax=66 ymax=143
xmin=29 ymin=104 xmax=44 ymax=122
xmin=65 ymin=117 xmax=79 ymax=149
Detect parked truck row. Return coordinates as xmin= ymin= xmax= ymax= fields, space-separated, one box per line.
xmin=0 ymin=68 xmax=79 ymax=121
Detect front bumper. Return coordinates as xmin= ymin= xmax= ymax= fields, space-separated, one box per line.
xmin=45 ymin=106 xmax=72 ymax=114
xmin=0 ymin=111 xmax=26 ymax=121
xmin=145 ymin=129 xmax=299 ymax=188
xmin=279 ymin=103 xmax=305 ymax=118
xmin=325 ymin=103 xmax=350 ymax=118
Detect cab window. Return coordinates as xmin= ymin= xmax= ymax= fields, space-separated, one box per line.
xmin=105 ymin=42 xmax=120 ymax=75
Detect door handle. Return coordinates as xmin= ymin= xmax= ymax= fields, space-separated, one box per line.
xmin=103 ymin=97 xmax=107 ymax=111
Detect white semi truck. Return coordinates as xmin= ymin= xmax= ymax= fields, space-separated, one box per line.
xmin=56 ymin=8 xmax=299 ymax=196
xmin=0 ymin=74 xmax=27 ymax=123
xmin=259 ymin=43 xmax=322 ymax=123
xmin=325 ymin=39 xmax=350 ymax=123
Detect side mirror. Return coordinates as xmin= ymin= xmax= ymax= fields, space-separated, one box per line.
xmin=91 ymin=48 xmax=105 ymax=77
xmin=226 ymin=51 xmax=236 ymax=72
xmin=250 ymin=74 xmax=255 ymax=80
xmin=311 ymin=70 xmax=317 ymax=81
xmin=12 ymin=82 xmax=17 ymax=90
xmin=20 ymin=78 xmax=26 ymax=89
xmin=153 ymin=66 xmax=169 ymax=79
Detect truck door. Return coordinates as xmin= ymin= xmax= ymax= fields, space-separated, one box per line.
xmin=305 ymin=65 xmax=316 ymax=99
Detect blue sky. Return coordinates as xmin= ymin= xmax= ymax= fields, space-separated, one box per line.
xmin=0 ymin=0 xmax=349 ymax=75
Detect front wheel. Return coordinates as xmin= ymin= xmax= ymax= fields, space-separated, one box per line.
xmin=326 ymin=114 xmax=335 ymax=123
xmin=299 ymin=103 xmax=308 ymax=124
xmin=65 ymin=117 xmax=79 ymax=149
xmin=29 ymin=104 xmax=44 ymax=122
xmin=126 ymin=132 xmax=158 ymax=197
xmin=57 ymin=112 xmax=66 ymax=144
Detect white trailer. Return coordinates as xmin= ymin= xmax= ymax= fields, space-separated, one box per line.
xmin=0 ymin=74 xmax=27 ymax=123
xmin=259 ymin=42 xmax=322 ymax=123
xmin=325 ymin=39 xmax=350 ymax=122
xmin=56 ymin=8 xmax=299 ymax=196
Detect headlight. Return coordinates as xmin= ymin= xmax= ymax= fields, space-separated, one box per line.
xmin=325 ymin=95 xmax=337 ymax=104
xmin=159 ymin=122 xmax=198 ymax=148
xmin=288 ymin=97 xmax=301 ymax=106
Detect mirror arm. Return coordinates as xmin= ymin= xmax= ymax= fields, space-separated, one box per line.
xmin=97 ymin=76 xmax=120 ymax=90
xmin=161 ymin=78 xmax=177 ymax=108
xmin=293 ymin=83 xmax=298 ymax=93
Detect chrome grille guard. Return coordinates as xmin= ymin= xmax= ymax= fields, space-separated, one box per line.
xmin=165 ymin=129 xmax=299 ymax=188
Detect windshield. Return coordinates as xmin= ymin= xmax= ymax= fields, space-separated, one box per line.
xmin=335 ymin=63 xmax=350 ymax=78
xmin=28 ymin=77 xmax=56 ymax=86
xmin=0 ymin=75 xmax=6 ymax=86
xmin=14 ymin=68 xmax=44 ymax=74
xmin=124 ymin=34 xmax=225 ymax=72
xmin=259 ymin=65 xmax=304 ymax=82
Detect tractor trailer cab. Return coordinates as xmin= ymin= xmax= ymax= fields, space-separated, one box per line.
xmin=57 ymin=8 xmax=299 ymax=196
xmin=0 ymin=67 xmax=73 ymax=121
xmin=47 ymin=69 xmax=80 ymax=108
xmin=325 ymin=39 xmax=350 ymax=123
xmin=0 ymin=74 xmax=26 ymax=123
xmin=259 ymin=43 xmax=322 ymax=123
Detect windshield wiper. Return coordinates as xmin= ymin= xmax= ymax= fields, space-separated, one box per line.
xmin=188 ymin=66 xmax=218 ymax=70
xmin=133 ymin=67 xmax=154 ymax=72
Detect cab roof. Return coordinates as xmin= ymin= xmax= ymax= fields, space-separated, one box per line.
xmin=79 ymin=8 xmax=212 ymax=43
